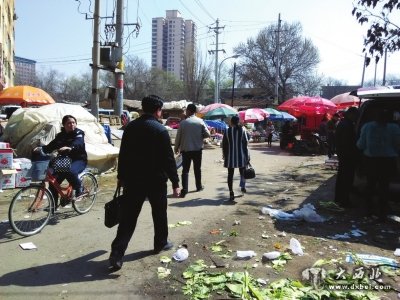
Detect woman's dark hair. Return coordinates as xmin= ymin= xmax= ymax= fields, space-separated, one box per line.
xmin=62 ymin=115 xmax=77 ymax=126
xmin=142 ymin=95 xmax=164 ymax=114
xmin=231 ymin=115 xmax=240 ymax=126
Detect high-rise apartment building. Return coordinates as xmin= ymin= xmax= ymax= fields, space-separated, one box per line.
xmin=0 ymin=0 xmax=16 ymax=89
xmin=14 ymin=56 xmax=36 ymax=86
xmin=151 ymin=10 xmax=196 ymax=80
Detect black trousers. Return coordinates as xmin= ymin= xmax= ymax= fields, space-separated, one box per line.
xmin=364 ymin=157 xmax=397 ymax=218
xmin=227 ymin=167 xmax=245 ymax=191
xmin=110 ymin=182 xmax=168 ymax=259
xmin=181 ymin=150 xmax=203 ymax=191
xmin=334 ymin=155 xmax=356 ymax=206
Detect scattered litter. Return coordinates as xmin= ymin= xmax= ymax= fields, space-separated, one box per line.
xmin=318 ymin=201 xmax=344 ymax=212
xmin=261 ymin=234 xmax=270 ymax=239
xmin=278 ymin=231 xmax=286 ymax=237
xmin=256 ymin=278 xmax=268 ymax=285
xmin=262 ymin=251 xmax=281 ymax=261
xmin=346 ymin=253 xmax=398 ymax=268
xmin=157 ymin=267 xmax=171 ymax=278
xmin=252 ymin=263 xmax=258 ymax=268
xmin=394 ymin=249 xmax=400 ymax=257
xmin=261 ymin=203 xmax=325 ymax=222
xmin=328 ymin=228 xmax=367 ymax=240
xmin=173 ymin=246 xmax=189 ymax=262
xmin=209 ymin=229 xmax=222 ymax=235
xmin=19 ymin=242 xmax=37 ymax=250
xmin=160 ymin=256 xmax=172 ymax=263
xmin=290 ymin=238 xmax=304 ymax=256
xmin=265 ymin=182 xmax=273 ymax=185
xmin=233 ymin=220 xmax=241 ymax=225
xmin=236 ymin=250 xmax=256 ymax=259
xmin=258 ymin=216 xmax=266 ymax=220
xmin=273 ymin=242 xmax=282 ymax=250
xmin=168 ymin=221 xmax=192 ymax=228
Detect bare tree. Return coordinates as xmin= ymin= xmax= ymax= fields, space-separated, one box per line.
xmin=353 ymin=0 xmax=400 ymax=66
xmin=234 ymin=22 xmax=322 ymax=102
xmin=59 ymin=73 xmax=91 ymax=104
xmin=34 ymin=68 xmax=64 ymax=101
xmin=183 ymin=49 xmax=213 ymax=104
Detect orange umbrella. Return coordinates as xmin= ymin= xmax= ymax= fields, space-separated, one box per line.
xmin=0 ymin=85 xmax=55 ymax=107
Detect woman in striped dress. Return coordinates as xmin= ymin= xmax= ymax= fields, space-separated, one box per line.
xmin=222 ymin=115 xmax=250 ymax=201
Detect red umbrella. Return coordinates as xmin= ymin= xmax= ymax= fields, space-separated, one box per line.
xmin=277 ymin=96 xmax=337 ymax=117
xmin=238 ymin=108 xmax=269 ymax=123
xmin=330 ymin=92 xmax=360 ymax=109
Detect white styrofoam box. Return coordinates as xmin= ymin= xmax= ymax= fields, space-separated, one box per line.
xmin=0 ymin=169 xmax=16 ymax=189
xmin=0 ymin=142 xmax=10 ymax=149
xmin=15 ymin=169 xmax=31 ymax=188
xmin=13 ymin=158 xmax=32 ymax=170
xmin=0 ymin=149 xmax=13 ymax=169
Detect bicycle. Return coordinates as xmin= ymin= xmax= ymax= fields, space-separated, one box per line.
xmin=8 ymin=160 xmax=98 ymax=236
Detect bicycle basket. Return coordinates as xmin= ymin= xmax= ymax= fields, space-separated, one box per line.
xmin=30 ymin=160 xmax=50 ymax=181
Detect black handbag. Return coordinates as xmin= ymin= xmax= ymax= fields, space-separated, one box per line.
xmin=244 ymin=163 xmax=256 ymax=179
xmin=50 ymin=155 xmax=72 ymax=173
xmin=104 ymin=187 xmax=123 ymax=228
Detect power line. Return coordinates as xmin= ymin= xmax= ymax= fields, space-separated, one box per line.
xmin=193 ymin=0 xmax=214 ymax=22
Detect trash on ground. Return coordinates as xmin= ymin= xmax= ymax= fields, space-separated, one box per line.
xmin=394 ymin=249 xmax=400 ymax=256
xmin=278 ymin=231 xmax=286 ymax=237
xmin=233 ymin=220 xmax=241 ymax=225
xmin=19 ymin=242 xmax=37 ymax=250
xmin=346 ymin=253 xmax=399 ymax=268
xmin=157 ymin=267 xmax=171 ymax=278
xmin=318 ymin=201 xmax=345 ymax=212
xmin=236 ymin=250 xmax=256 ymax=259
xmin=173 ymin=246 xmax=189 ymax=262
xmin=290 ymin=238 xmax=304 ymax=256
xmin=160 ymin=256 xmax=172 ymax=264
xmin=262 ymin=251 xmax=281 ymax=261
xmin=328 ymin=228 xmax=367 ymax=240
xmin=261 ymin=203 xmax=325 ymax=222
xmin=168 ymin=220 xmax=192 ymax=228
xmin=209 ymin=229 xmax=222 ymax=234
xmin=261 ymin=233 xmax=270 ymax=239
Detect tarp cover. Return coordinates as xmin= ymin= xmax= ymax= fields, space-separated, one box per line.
xmin=3 ymin=103 xmax=119 ymax=172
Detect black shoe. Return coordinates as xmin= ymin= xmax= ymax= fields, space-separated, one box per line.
xmin=229 ymin=191 xmax=235 ymax=201
xmin=154 ymin=241 xmax=174 ymax=254
xmin=109 ymin=256 xmax=123 ymax=270
xmin=196 ymin=185 xmax=204 ymax=192
xmin=241 ymin=187 xmax=246 ymax=193
xmin=180 ymin=190 xmax=187 ymax=198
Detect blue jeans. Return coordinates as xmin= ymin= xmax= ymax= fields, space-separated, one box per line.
xmin=50 ymin=159 xmax=87 ymax=206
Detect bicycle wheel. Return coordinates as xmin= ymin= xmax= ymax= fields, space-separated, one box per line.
xmin=8 ymin=185 xmax=54 ymax=236
xmin=73 ymin=172 xmax=98 ymax=214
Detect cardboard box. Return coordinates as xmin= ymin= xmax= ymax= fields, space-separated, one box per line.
xmin=0 ymin=149 xmax=13 ymax=169
xmin=0 ymin=142 xmax=10 ymax=149
xmin=0 ymin=169 xmax=16 ymax=189
xmin=13 ymin=158 xmax=33 ymax=188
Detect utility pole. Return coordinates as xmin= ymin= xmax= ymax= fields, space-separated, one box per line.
xmin=275 ymin=13 xmax=281 ymax=105
xmin=360 ymin=53 xmax=366 ymax=87
xmin=208 ymin=19 xmax=225 ymax=103
xmin=90 ymin=0 xmax=100 ymax=119
xmin=231 ymin=62 xmax=236 ymax=107
xmin=383 ymin=48 xmax=387 ymax=86
xmin=115 ymin=0 xmax=124 ymax=117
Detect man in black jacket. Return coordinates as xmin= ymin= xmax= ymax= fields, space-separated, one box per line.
xmin=334 ymin=107 xmax=359 ymax=207
xmin=109 ymin=95 xmax=180 ymax=270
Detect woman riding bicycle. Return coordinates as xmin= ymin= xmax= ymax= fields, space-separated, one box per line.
xmin=35 ymin=115 xmax=87 ymax=207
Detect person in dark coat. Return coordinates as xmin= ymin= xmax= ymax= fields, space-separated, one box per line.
xmin=109 ymin=95 xmax=180 ymax=270
xmin=37 ymin=115 xmax=87 ymax=207
xmin=222 ymin=115 xmax=250 ymax=201
xmin=334 ymin=107 xmax=359 ymax=207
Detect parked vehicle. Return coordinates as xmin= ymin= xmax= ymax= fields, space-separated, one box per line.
xmin=353 ymin=87 xmax=400 ymax=194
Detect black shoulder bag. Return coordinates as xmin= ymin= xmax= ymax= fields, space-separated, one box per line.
xmin=104 ymin=187 xmax=123 ymax=228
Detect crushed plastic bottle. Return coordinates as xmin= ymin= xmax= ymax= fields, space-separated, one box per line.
xmin=262 ymin=251 xmax=281 ymax=260
xmin=172 ymin=246 xmax=189 ymax=262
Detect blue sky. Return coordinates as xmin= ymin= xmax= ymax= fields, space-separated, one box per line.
xmin=15 ymin=0 xmax=400 ymax=85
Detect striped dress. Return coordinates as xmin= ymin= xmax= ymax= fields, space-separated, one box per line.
xmin=222 ymin=126 xmax=249 ymax=168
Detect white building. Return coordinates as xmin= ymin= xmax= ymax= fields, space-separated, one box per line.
xmin=151 ymin=10 xmax=196 ymax=80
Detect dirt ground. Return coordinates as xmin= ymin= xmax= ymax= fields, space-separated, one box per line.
xmin=1 ymin=141 xmax=400 ymax=299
